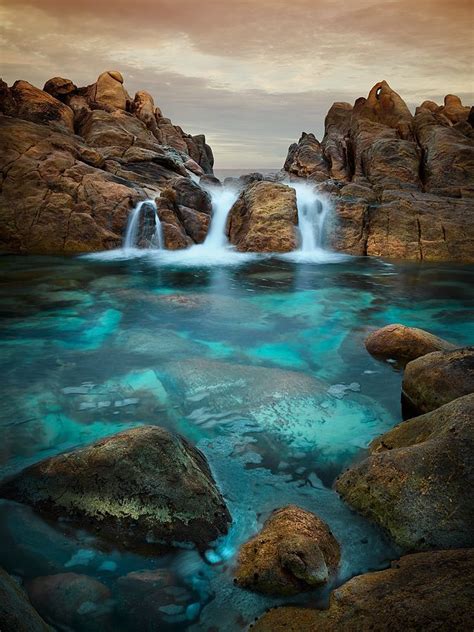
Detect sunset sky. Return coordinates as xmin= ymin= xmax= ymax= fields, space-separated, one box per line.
xmin=1 ymin=0 xmax=473 ymax=168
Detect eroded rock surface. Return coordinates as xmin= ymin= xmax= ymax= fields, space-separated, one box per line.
xmin=0 ymin=567 xmax=52 ymax=632
xmin=252 ymin=549 xmax=474 ymax=631
xmin=0 ymin=426 xmax=230 ymax=550
xmin=235 ymin=505 xmax=340 ymax=595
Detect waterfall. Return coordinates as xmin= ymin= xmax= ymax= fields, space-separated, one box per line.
xmin=123 ymin=200 xmax=163 ymax=250
xmin=290 ymin=182 xmax=330 ymax=252
xmin=202 ymin=186 xmax=239 ymax=250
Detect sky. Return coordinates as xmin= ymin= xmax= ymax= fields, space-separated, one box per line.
xmin=1 ymin=0 xmax=473 ymax=168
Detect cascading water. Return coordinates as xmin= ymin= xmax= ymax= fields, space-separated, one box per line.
xmin=291 ymin=182 xmax=330 ymax=251
xmin=123 ymin=200 xmax=163 ymax=250
xmin=201 ymin=186 xmax=239 ymax=250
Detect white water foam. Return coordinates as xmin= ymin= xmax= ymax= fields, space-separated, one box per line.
xmin=123 ymin=199 xmax=163 ymax=250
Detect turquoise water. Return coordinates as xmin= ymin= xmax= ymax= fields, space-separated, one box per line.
xmin=0 ymin=254 xmax=473 ymax=630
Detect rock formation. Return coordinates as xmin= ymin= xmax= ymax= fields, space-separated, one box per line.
xmin=0 ymin=71 xmax=214 ymax=254
xmin=336 ymin=394 xmax=474 ymax=551
xmin=284 ymin=80 xmax=474 ymax=262
xmin=251 ymin=548 xmax=474 ymax=631
xmin=0 ymin=425 xmax=230 ymax=550
xmin=234 ymin=505 xmax=340 ymax=595
xmin=0 ymin=567 xmax=52 ymax=632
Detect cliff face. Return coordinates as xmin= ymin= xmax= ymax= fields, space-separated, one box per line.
xmin=284 ymin=81 xmax=474 ymax=262
xmin=0 ymin=71 xmax=214 ymax=254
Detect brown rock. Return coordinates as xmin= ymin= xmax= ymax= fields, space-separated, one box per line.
xmin=87 ymin=70 xmax=130 ymax=111
xmin=168 ymin=176 xmax=213 ymax=215
xmin=131 ymin=90 xmax=159 ymax=136
xmin=440 ymin=94 xmax=471 ymax=125
xmin=156 ymin=196 xmax=192 ymax=250
xmin=0 ymin=567 xmax=51 ymax=632
xmin=284 ymin=132 xmax=329 ymax=180
xmin=336 ymin=394 xmax=474 ymax=551
xmin=43 ymin=77 xmax=77 ymax=101
xmin=252 ymin=549 xmax=474 ymax=631
xmin=322 ymin=102 xmax=353 ymax=180
xmin=0 ymin=80 xmax=74 ymax=132
xmin=0 ymin=425 xmax=230 ymax=550
xmin=26 ymin=573 xmax=111 ymax=632
xmin=234 ymin=505 xmax=340 ymax=596
xmin=227 ymin=181 xmax=298 ymax=252
xmin=402 ymin=347 xmax=474 ymax=415
xmin=365 ymin=324 xmax=456 ymax=365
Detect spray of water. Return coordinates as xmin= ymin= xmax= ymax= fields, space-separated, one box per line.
xmin=123 ymin=200 xmax=163 ymax=250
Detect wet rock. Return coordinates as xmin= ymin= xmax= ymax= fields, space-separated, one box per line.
xmin=117 ymin=569 xmax=203 ymax=627
xmin=0 ymin=79 xmax=74 ymax=132
xmin=284 ymin=132 xmax=329 ymax=181
xmin=227 ymin=181 xmax=298 ymax=252
xmin=235 ymin=505 xmax=340 ymax=595
xmin=402 ymin=347 xmax=474 ymax=415
xmin=336 ymin=394 xmax=474 ymax=550
xmin=200 ymin=174 xmax=221 ymax=188
xmin=168 ymin=176 xmax=213 ymax=215
xmin=252 ymin=549 xmax=474 ymax=631
xmin=0 ymin=426 xmax=230 ymax=550
xmin=0 ymin=116 xmax=143 ymax=254
xmin=0 ymin=566 xmax=51 ymax=632
xmin=26 ymin=573 xmax=112 ymax=632
xmin=365 ymin=324 xmax=456 ymax=365
xmin=156 ymin=196 xmax=192 ymax=249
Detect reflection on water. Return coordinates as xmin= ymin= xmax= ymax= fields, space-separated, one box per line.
xmin=0 ymin=254 xmax=473 ymax=630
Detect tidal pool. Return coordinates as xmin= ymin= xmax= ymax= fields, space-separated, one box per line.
xmin=0 ymin=254 xmax=473 ymax=631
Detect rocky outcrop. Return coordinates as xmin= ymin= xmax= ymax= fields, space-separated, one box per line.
xmin=285 ymin=81 xmax=474 ymax=262
xmin=402 ymin=347 xmax=474 ymax=415
xmin=0 ymin=425 xmax=230 ymax=550
xmin=335 ymin=394 xmax=474 ymax=551
xmin=235 ymin=505 xmax=340 ymax=595
xmin=0 ymin=70 xmax=215 ymax=254
xmin=365 ymin=324 xmax=456 ymax=365
xmin=284 ymin=132 xmax=329 ymax=181
xmin=251 ymin=549 xmax=474 ymax=631
xmin=227 ymin=181 xmax=298 ymax=252
xmin=26 ymin=573 xmax=112 ymax=632
xmin=0 ymin=567 xmax=52 ymax=632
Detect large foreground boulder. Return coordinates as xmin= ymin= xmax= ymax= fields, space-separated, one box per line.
xmin=0 ymin=567 xmax=51 ymax=632
xmin=0 ymin=426 xmax=230 ymax=550
xmin=235 ymin=506 xmax=340 ymax=595
xmin=402 ymin=347 xmax=474 ymax=415
xmin=336 ymin=394 xmax=474 ymax=550
xmin=365 ymin=324 xmax=455 ymax=365
xmin=227 ymin=181 xmax=298 ymax=252
xmin=251 ymin=548 xmax=474 ymax=631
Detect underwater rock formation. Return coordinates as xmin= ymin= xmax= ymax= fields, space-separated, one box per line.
xmin=227 ymin=181 xmax=298 ymax=252
xmin=234 ymin=505 xmax=340 ymax=595
xmin=336 ymin=394 xmax=474 ymax=551
xmin=402 ymin=347 xmax=474 ymax=415
xmin=0 ymin=566 xmax=52 ymax=632
xmin=251 ymin=548 xmax=474 ymax=631
xmin=365 ymin=324 xmax=456 ymax=365
xmin=0 ymin=426 xmax=230 ymax=550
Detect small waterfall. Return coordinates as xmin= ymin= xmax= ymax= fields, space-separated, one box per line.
xmin=123 ymin=200 xmax=163 ymax=250
xmin=290 ymin=182 xmax=330 ymax=252
xmin=202 ymin=186 xmax=239 ymax=250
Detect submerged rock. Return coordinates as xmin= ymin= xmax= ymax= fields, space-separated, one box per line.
xmin=26 ymin=573 xmax=112 ymax=632
xmin=365 ymin=324 xmax=456 ymax=365
xmin=336 ymin=394 xmax=474 ymax=550
xmin=402 ymin=347 xmax=474 ymax=415
xmin=0 ymin=426 xmax=230 ymax=550
xmin=227 ymin=181 xmax=298 ymax=252
xmin=235 ymin=505 xmax=340 ymax=595
xmin=252 ymin=548 xmax=474 ymax=631
xmin=0 ymin=566 xmax=51 ymax=632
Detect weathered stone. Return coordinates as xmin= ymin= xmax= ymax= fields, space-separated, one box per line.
xmin=365 ymin=324 xmax=456 ymax=365
xmin=235 ymin=505 xmax=340 ymax=595
xmin=26 ymin=573 xmax=111 ymax=632
xmin=87 ymin=70 xmax=130 ymax=111
xmin=322 ymin=102 xmax=353 ymax=180
xmin=252 ymin=549 xmax=474 ymax=631
xmin=43 ymin=77 xmax=77 ymax=101
xmin=336 ymin=394 xmax=474 ymax=550
xmin=155 ymin=196 xmax=192 ymax=250
xmin=0 ymin=426 xmax=230 ymax=550
xmin=168 ymin=176 xmax=213 ymax=215
xmin=284 ymin=132 xmax=329 ymax=180
xmin=227 ymin=181 xmax=298 ymax=252
xmin=402 ymin=347 xmax=474 ymax=415
xmin=0 ymin=567 xmax=51 ymax=632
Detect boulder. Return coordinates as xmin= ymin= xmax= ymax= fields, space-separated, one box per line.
xmin=322 ymin=102 xmax=353 ymax=180
xmin=439 ymin=94 xmax=471 ymax=125
xmin=0 ymin=567 xmax=51 ymax=632
xmin=156 ymin=196 xmax=193 ymax=249
xmin=365 ymin=324 xmax=456 ymax=365
xmin=0 ymin=116 xmax=143 ymax=254
xmin=168 ymin=176 xmax=213 ymax=215
xmin=0 ymin=80 xmax=74 ymax=132
xmin=251 ymin=549 xmax=474 ymax=631
xmin=0 ymin=426 xmax=230 ymax=550
xmin=43 ymin=76 xmax=77 ymax=101
xmin=235 ymin=505 xmax=340 ymax=595
xmin=87 ymin=70 xmax=130 ymax=111
xmin=336 ymin=394 xmax=474 ymax=550
xmin=131 ymin=90 xmax=160 ymax=137
xmin=227 ymin=181 xmax=298 ymax=252
xmin=402 ymin=347 xmax=474 ymax=415
xmin=26 ymin=573 xmax=111 ymax=632
xmin=283 ymin=132 xmax=329 ymax=180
